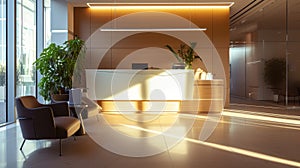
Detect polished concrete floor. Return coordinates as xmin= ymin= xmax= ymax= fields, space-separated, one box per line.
xmin=1 ymin=103 xmax=300 ymax=168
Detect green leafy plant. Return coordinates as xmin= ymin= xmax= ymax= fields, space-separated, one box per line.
xmin=264 ymin=57 xmax=286 ymax=94
xmin=34 ymin=37 xmax=85 ymax=101
xmin=166 ymin=42 xmax=202 ymax=69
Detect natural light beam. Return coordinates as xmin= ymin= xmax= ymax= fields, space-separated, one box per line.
xmin=121 ymin=123 xmax=300 ymax=167
xmin=224 ymin=108 xmax=300 ymax=120
xmin=185 ymin=138 xmax=300 ymax=167
xmin=222 ymin=111 xmax=300 ymax=125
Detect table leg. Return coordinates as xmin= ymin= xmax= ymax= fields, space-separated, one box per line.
xmin=77 ymin=110 xmax=86 ymax=135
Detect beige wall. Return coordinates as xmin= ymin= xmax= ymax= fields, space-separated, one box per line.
xmin=73 ymin=6 xmax=230 ymax=106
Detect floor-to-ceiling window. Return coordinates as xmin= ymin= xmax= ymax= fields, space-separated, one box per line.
xmin=16 ymin=0 xmax=36 ymax=97
xmin=0 ymin=0 xmax=6 ymax=124
xmin=0 ymin=1 xmax=49 ymax=125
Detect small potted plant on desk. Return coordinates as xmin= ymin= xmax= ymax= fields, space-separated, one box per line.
xmin=166 ymin=42 xmax=202 ymax=69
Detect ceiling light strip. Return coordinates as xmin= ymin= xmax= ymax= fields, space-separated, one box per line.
xmin=87 ymin=2 xmax=234 ymax=9
xmin=100 ymin=28 xmax=207 ymax=32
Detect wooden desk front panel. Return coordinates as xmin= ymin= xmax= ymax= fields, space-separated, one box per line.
xmin=97 ymin=80 xmax=224 ymax=113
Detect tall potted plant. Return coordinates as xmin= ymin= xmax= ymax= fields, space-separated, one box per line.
xmin=264 ymin=57 xmax=286 ymax=101
xmin=166 ymin=42 xmax=202 ymax=69
xmin=34 ymin=37 xmax=85 ymax=101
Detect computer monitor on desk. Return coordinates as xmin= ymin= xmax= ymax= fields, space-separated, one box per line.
xmin=132 ymin=63 xmax=148 ymax=69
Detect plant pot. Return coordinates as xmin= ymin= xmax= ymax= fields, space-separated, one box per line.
xmin=273 ymin=94 xmax=279 ymax=103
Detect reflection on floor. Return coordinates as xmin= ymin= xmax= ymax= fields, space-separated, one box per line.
xmin=1 ymin=104 xmax=300 ymax=168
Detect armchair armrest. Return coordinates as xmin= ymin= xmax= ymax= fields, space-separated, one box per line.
xmin=17 ymin=117 xmax=31 ymax=120
xmin=45 ymin=102 xmax=70 ymax=117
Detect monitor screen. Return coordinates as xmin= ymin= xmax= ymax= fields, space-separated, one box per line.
xmin=132 ymin=63 xmax=148 ymax=69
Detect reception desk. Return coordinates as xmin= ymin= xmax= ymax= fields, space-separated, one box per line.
xmin=85 ymin=69 xmax=224 ymax=113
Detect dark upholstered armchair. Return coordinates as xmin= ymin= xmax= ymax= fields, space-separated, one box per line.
xmin=15 ymin=96 xmax=81 ymax=156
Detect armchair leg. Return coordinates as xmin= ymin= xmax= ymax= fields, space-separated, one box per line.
xmin=59 ymin=139 xmax=62 ymax=156
xmin=20 ymin=139 xmax=26 ymax=150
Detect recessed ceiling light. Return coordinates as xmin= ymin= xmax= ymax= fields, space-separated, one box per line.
xmin=87 ymin=2 xmax=234 ymax=9
xmin=100 ymin=28 xmax=207 ymax=32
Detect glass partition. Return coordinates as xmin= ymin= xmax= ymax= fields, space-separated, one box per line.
xmin=230 ymin=0 xmax=295 ymax=105
xmin=287 ymin=0 xmax=300 ymax=105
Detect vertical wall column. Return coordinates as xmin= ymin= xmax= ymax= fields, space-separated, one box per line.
xmin=36 ymin=0 xmax=44 ymax=102
xmin=7 ymin=0 xmax=15 ymax=122
xmin=68 ymin=3 xmax=74 ymax=39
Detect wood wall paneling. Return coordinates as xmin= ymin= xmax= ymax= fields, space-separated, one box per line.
xmin=74 ymin=6 xmax=230 ymax=108
xmin=74 ymin=7 xmax=91 ymax=41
